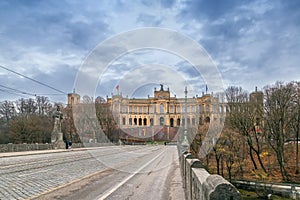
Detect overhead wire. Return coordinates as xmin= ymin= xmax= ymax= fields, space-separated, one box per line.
xmin=0 ymin=84 xmax=36 ymax=96
xmin=0 ymin=65 xmax=67 ymax=94
xmin=0 ymin=86 xmax=67 ymax=105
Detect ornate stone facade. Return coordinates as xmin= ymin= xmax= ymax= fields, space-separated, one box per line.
xmin=67 ymin=85 xmax=263 ymax=142
xmin=107 ymin=85 xmax=222 ymax=129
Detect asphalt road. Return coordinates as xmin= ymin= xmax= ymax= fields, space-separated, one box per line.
xmin=0 ymin=145 xmax=185 ymax=200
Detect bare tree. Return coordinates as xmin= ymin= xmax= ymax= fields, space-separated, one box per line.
xmin=222 ymin=128 xmax=241 ymax=182
xmin=16 ymin=98 xmax=37 ymax=115
xmin=36 ymin=96 xmax=52 ymax=115
xmin=264 ymin=82 xmax=295 ymax=180
xmin=226 ymin=86 xmax=266 ymax=173
xmin=0 ymin=100 xmax=15 ymax=121
xmin=8 ymin=114 xmax=52 ymax=143
xmin=290 ymin=81 xmax=300 ymax=174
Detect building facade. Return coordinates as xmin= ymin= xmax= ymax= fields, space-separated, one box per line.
xmin=107 ymin=84 xmax=222 ymax=129
xmin=67 ymin=85 xmax=263 ymax=142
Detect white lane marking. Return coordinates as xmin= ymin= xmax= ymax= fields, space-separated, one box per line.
xmin=97 ymin=147 xmax=166 ymax=200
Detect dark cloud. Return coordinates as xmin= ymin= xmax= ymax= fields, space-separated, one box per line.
xmin=0 ymin=0 xmax=109 ymax=52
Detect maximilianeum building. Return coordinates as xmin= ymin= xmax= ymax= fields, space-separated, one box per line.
xmin=106 ymin=84 xmax=224 ymax=142
xmin=68 ymin=84 xmax=263 ymax=143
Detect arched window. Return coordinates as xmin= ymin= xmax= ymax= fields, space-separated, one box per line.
xmin=160 ymin=117 xmax=164 ymax=126
xmin=170 ymin=118 xmax=174 ymax=127
xmin=143 ymin=118 xmax=147 ymax=126
xmin=129 ymin=118 xmax=132 ymax=125
xmin=205 ymin=116 xmax=210 ymax=123
xmin=150 ymin=118 xmax=154 ymax=126
xmin=134 ymin=118 xmax=137 ymax=125
xmin=160 ymin=104 xmax=164 ymax=113
xmin=139 ymin=118 xmax=142 ymax=126
xmin=122 ymin=117 xmax=126 ymax=125
xmin=177 ymin=118 xmax=180 ymax=126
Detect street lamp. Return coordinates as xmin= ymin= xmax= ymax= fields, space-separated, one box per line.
xmin=182 ymin=86 xmax=189 ymax=147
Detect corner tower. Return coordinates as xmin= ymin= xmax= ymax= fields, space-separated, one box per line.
xmin=67 ymin=89 xmax=80 ymax=106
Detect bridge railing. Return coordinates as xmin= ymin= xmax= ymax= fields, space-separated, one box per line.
xmin=178 ymin=147 xmax=242 ymax=200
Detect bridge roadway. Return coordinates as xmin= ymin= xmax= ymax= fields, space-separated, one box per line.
xmin=0 ymin=145 xmax=185 ymax=200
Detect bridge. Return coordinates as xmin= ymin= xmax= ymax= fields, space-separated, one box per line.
xmin=0 ymin=145 xmax=240 ymax=200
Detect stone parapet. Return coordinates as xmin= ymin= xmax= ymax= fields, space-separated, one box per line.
xmin=179 ymin=146 xmax=241 ymax=200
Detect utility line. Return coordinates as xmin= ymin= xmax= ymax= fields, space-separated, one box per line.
xmin=0 ymin=65 xmax=67 ymax=94
xmin=0 ymin=84 xmax=36 ymax=96
xmin=0 ymin=88 xmax=29 ymax=98
xmin=0 ymin=87 xmax=67 ymax=105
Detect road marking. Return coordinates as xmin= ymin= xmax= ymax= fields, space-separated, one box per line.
xmin=97 ymin=147 xmax=166 ymax=200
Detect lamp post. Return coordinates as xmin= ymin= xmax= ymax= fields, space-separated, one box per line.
xmin=182 ymin=86 xmax=189 ymax=147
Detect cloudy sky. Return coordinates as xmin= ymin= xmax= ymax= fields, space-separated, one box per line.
xmin=0 ymin=0 xmax=299 ymax=103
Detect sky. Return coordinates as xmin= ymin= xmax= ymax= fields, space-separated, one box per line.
xmin=0 ymin=0 xmax=300 ymax=104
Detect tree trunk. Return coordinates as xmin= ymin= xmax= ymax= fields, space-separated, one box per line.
xmin=249 ymin=146 xmax=258 ymax=170
xmin=216 ymin=156 xmax=220 ymax=175
xmin=277 ymin=150 xmax=289 ymax=181
xmin=253 ymin=147 xmax=267 ymax=173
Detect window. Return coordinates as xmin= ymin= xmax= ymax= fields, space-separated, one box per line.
xmin=205 ymin=116 xmax=210 ymax=123
xmin=139 ymin=118 xmax=142 ymax=126
xmin=206 ymin=105 xmax=210 ymax=112
xmin=122 ymin=117 xmax=126 ymax=125
xmin=129 ymin=118 xmax=132 ymax=125
xmin=150 ymin=118 xmax=154 ymax=126
xmin=114 ymin=104 xmax=119 ymax=112
xmin=159 ymin=117 xmax=164 ymax=126
xmin=122 ymin=105 xmax=127 ymax=113
xmin=192 ymin=106 xmax=196 ymax=113
xmin=143 ymin=118 xmax=147 ymax=126
xmin=134 ymin=118 xmax=137 ymax=125
xmin=192 ymin=118 xmax=195 ymax=126
xmin=177 ymin=106 xmax=181 ymax=113
xmin=213 ymin=105 xmax=217 ymax=113
xmin=169 ymin=106 xmax=174 ymax=113
xmin=170 ymin=118 xmax=174 ymax=127
xmin=139 ymin=107 xmax=142 ymax=113
xmin=187 ymin=106 xmax=190 ymax=113
xmin=177 ymin=118 xmax=181 ymax=126
xmin=160 ymin=104 xmax=164 ymax=113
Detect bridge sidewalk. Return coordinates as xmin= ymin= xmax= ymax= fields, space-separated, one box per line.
xmin=0 ymin=146 xmax=103 ymax=158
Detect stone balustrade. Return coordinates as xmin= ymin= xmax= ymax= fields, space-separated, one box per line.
xmin=179 ymin=149 xmax=241 ymax=200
